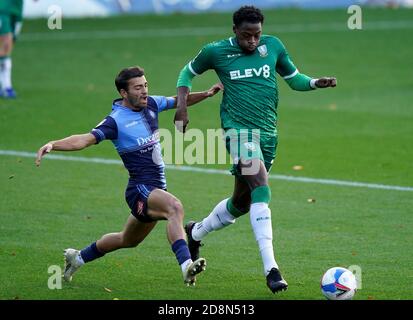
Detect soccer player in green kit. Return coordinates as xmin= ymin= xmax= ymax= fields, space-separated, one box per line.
xmin=174 ymin=6 xmax=336 ymax=294
xmin=0 ymin=0 xmax=34 ymax=98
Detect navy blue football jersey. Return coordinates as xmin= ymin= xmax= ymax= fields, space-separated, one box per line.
xmin=91 ymin=96 xmax=175 ymax=188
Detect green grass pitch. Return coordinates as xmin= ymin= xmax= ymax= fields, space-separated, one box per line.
xmin=0 ymin=8 xmax=412 ymax=300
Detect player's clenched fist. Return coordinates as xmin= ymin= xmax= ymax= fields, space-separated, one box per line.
xmin=315 ymin=77 xmax=337 ymax=88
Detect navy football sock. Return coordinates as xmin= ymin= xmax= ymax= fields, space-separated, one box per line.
xmin=80 ymin=242 xmax=105 ymax=263
xmin=171 ymin=239 xmax=192 ymax=265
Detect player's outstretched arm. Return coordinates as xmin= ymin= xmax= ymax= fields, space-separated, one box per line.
xmin=284 ymin=73 xmax=337 ymax=91
xmin=35 ymin=133 xmax=96 ymax=167
xmin=173 ymin=82 xmax=223 ymax=108
xmin=198 ymin=82 xmax=223 ymax=100
xmin=276 ymin=43 xmax=336 ymax=90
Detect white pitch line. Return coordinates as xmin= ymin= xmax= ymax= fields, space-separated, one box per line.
xmin=1 ymin=149 xmax=412 ymax=192
xmin=19 ymin=20 xmax=413 ymax=42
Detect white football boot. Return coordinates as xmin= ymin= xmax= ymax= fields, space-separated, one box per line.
xmin=63 ymin=248 xmax=83 ymax=282
xmin=183 ymin=258 xmax=207 ymax=286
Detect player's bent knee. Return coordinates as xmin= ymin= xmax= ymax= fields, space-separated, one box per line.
xmin=0 ymin=36 xmax=13 ymax=55
xmin=166 ymin=198 xmax=184 ymax=220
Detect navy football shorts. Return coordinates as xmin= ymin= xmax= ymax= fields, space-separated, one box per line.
xmin=125 ymin=183 xmax=166 ymax=223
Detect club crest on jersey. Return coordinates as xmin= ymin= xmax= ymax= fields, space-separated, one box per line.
xmin=258 ymin=45 xmax=268 ymax=57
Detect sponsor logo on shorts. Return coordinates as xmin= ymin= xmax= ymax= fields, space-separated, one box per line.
xmin=136 ymin=201 xmax=144 ymax=215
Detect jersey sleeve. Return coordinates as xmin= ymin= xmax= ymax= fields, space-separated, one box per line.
xmin=188 ymin=43 xmax=215 ymax=76
xmin=90 ymin=116 xmax=118 ymax=144
xmin=275 ymin=38 xmax=298 ymax=79
xmin=151 ymin=96 xmax=176 ymax=112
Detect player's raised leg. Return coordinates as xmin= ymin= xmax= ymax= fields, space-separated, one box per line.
xmin=63 ymin=214 xmax=157 ymax=282
xmin=147 ymin=189 xmax=206 ymax=286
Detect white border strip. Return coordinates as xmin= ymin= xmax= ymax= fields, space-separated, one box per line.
xmin=1 ymin=150 xmax=412 ymax=192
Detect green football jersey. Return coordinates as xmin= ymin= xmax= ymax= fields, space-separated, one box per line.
xmin=0 ymin=0 xmax=24 ymax=18
xmin=188 ymin=35 xmax=298 ymax=136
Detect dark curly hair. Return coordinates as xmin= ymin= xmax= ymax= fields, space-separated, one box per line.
xmin=233 ymin=6 xmax=264 ymax=27
xmin=115 ymin=66 xmax=145 ymax=93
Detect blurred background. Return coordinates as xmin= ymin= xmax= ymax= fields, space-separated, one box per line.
xmin=23 ymin=0 xmax=413 ymax=17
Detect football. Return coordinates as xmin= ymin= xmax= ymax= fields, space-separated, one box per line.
xmin=321 ymin=267 xmax=357 ymax=300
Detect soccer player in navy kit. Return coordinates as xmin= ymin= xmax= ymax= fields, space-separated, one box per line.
xmin=35 ymin=66 xmax=223 ymax=286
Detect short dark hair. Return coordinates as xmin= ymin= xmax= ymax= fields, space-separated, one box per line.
xmin=233 ymin=6 xmax=264 ymax=27
xmin=115 ymin=66 xmax=145 ymax=93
